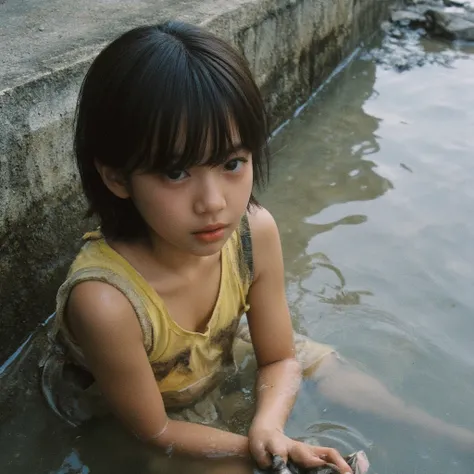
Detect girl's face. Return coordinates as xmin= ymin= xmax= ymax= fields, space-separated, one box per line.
xmin=128 ymin=145 xmax=253 ymax=257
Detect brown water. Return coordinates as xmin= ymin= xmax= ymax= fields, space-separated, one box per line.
xmin=2 ymin=33 xmax=474 ymax=474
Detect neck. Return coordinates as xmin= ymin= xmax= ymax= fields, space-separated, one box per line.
xmin=144 ymin=233 xmax=216 ymax=275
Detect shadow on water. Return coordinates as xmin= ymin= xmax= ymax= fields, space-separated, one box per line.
xmin=266 ymin=62 xmax=390 ymax=265
xmin=261 ymin=59 xmax=393 ymax=332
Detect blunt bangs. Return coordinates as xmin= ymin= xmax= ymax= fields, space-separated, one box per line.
xmin=74 ymin=21 xmax=270 ymax=239
xmin=120 ymin=24 xmax=268 ymax=177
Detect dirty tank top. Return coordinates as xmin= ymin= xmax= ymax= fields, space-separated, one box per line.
xmin=41 ymin=215 xmax=253 ymax=426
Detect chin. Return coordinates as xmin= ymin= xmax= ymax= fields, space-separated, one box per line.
xmin=189 ymin=236 xmax=229 ymax=256
xmin=192 ymin=242 xmax=226 ymax=257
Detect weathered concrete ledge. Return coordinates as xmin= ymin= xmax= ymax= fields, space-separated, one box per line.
xmin=0 ymin=0 xmax=392 ymax=367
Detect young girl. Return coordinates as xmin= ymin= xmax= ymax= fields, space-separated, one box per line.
xmin=40 ymin=21 xmax=352 ymax=474
xmin=41 ymin=20 xmax=473 ymax=474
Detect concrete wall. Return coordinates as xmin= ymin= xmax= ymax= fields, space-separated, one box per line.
xmin=0 ymin=0 xmax=391 ymax=366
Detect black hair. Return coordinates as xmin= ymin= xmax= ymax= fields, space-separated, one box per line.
xmin=74 ymin=21 xmax=270 ymax=240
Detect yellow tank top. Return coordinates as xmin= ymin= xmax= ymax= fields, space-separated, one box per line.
xmin=52 ymin=215 xmax=253 ymax=408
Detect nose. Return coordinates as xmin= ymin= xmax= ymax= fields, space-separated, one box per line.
xmin=193 ymin=171 xmax=226 ymax=215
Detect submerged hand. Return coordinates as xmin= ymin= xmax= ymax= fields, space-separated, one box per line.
xmin=248 ymin=425 xmax=352 ymax=473
xmin=248 ymin=424 xmax=288 ymax=468
xmin=287 ymin=440 xmax=353 ymax=473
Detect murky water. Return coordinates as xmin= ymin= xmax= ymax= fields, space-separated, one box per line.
xmin=2 ymin=33 xmax=474 ymax=474
xmin=263 ymin=35 xmax=474 ymax=472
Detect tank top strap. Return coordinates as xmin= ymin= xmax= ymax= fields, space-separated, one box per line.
xmin=239 ymin=212 xmax=254 ymax=283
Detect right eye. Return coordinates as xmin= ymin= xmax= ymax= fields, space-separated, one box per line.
xmin=163 ymin=169 xmax=189 ymax=182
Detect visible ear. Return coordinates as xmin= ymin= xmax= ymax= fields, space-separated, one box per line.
xmin=94 ymin=160 xmax=130 ymax=199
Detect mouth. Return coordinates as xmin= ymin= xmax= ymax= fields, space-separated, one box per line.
xmin=193 ymin=223 xmax=228 ymax=234
xmin=192 ymin=223 xmax=228 ymax=243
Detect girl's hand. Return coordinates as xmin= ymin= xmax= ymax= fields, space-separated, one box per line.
xmin=287 ymin=440 xmax=353 ymax=473
xmin=248 ymin=424 xmax=352 ymax=473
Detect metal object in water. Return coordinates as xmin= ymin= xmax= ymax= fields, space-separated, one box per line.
xmin=257 ymin=451 xmax=369 ymax=474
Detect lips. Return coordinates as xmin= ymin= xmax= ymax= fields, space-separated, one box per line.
xmin=192 ymin=223 xmax=228 ymax=243
xmin=193 ymin=223 xmax=228 ymax=234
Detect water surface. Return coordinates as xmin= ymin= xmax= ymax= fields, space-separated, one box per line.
xmin=2 ymin=33 xmax=474 ymax=474
xmin=263 ymin=35 xmax=474 ymax=473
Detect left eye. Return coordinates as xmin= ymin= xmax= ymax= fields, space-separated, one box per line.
xmin=163 ymin=169 xmax=189 ymax=181
xmin=224 ymin=158 xmax=245 ymax=172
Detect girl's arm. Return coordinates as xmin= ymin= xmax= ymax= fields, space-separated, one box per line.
xmin=246 ymin=208 xmax=351 ymax=473
xmin=66 ymin=282 xmax=250 ymax=460
xmin=246 ymin=207 xmax=302 ymax=431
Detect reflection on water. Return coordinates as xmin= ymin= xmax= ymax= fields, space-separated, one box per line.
xmin=262 ymin=35 xmax=474 ymax=473
xmin=2 ymin=34 xmax=474 ymax=474
xmin=263 ymin=59 xmax=393 ymax=335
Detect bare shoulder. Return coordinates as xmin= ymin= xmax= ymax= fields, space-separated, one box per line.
xmin=245 ymin=209 xmax=293 ymax=366
xmin=246 ymin=206 xmax=282 ymax=280
xmin=64 ymin=282 xmax=166 ymax=442
xmin=67 ymin=280 xmax=142 ymax=344
xmin=247 ymin=205 xmax=279 ymax=238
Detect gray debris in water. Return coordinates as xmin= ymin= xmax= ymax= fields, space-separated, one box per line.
xmin=390 ymin=10 xmax=426 ymax=26
xmin=443 ymin=0 xmax=474 ymax=8
xmin=425 ymin=9 xmax=474 ymax=40
xmin=265 ymin=456 xmax=293 ymax=473
xmin=404 ymin=0 xmax=443 ymax=6
xmin=361 ymin=27 xmax=463 ymax=72
xmin=387 ymin=0 xmax=474 ymax=42
xmin=364 ymin=0 xmax=473 ymax=72
xmin=255 ymin=451 xmax=369 ymax=474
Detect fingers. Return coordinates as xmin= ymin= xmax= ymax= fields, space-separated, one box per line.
xmin=249 ymin=438 xmax=289 ymax=469
xmin=289 ymin=446 xmax=327 ymax=469
xmin=313 ymin=447 xmax=352 ymax=474
xmin=249 ymin=439 xmax=273 ymax=469
xmin=288 ymin=443 xmax=353 ymax=474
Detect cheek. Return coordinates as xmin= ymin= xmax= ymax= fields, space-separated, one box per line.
xmin=242 ymin=164 xmax=254 ymax=195
xmin=130 ymin=178 xmax=179 ymax=221
xmin=227 ymin=167 xmax=254 ymax=210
